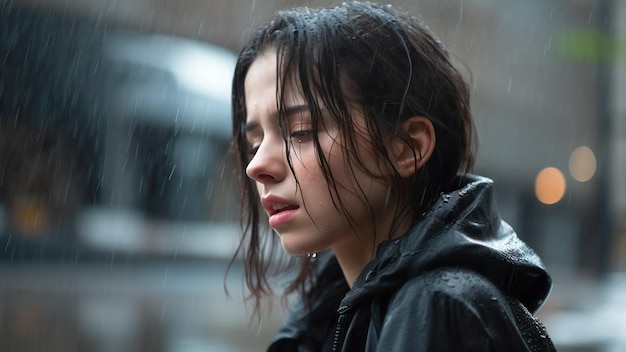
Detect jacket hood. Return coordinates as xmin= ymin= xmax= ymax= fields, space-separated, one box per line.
xmin=343 ymin=174 xmax=552 ymax=314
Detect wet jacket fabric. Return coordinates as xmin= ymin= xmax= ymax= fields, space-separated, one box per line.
xmin=267 ymin=174 xmax=556 ymax=351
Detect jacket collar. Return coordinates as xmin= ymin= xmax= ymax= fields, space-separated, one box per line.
xmin=342 ymin=174 xmax=552 ymax=313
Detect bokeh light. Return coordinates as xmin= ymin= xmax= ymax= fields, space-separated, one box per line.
xmin=569 ymin=146 xmax=597 ymax=182
xmin=535 ymin=167 xmax=567 ymax=205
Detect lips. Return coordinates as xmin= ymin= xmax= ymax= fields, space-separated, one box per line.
xmin=271 ymin=203 xmax=299 ymax=214
xmin=261 ymin=195 xmax=300 ymax=227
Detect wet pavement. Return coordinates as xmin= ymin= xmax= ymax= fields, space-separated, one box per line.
xmin=0 ymin=260 xmax=285 ymax=352
xmin=0 ymin=261 xmax=623 ymax=351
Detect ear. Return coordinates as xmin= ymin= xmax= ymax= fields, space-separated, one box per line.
xmin=389 ymin=116 xmax=436 ymax=178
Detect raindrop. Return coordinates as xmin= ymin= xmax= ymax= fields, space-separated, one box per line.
xmin=162 ymin=265 xmax=169 ymax=290
xmin=159 ymin=303 xmax=168 ymax=323
xmin=543 ymin=36 xmax=552 ymax=57
xmin=3 ymin=234 xmax=12 ymax=252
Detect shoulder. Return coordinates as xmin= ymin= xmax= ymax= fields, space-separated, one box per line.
xmin=374 ymin=268 xmax=557 ymax=351
xmin=383 ymin=267 xmax=515 ymax=338
xmin=381 ymin=267 xmax=506 ymax=332
xmin=373 ymin=268 xmax=501 ymax=351
xmin=390 ymin=267 xmax=503 ymax=308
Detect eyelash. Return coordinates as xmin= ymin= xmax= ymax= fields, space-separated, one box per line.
xmin=246 ymin=129 xmax=314 ymax=157
xmin=290 ymin=130 xmax=313 ymax=142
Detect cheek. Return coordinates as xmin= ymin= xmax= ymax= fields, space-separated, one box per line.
xmin=290 ymin=142 xmax=324 ymax=176
xmin=295 ymin=158 xmax=326 ymax=195
xmin=292 ymin=149 xmax=333 ymax=201
xmin=293 ymin=135 xmax=372 ymax=207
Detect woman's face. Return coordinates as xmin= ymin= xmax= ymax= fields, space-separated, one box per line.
xmin=243 ymin=50 xmax=397 ymax=256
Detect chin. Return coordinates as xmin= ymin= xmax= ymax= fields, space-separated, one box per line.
xmin=280 ymin=243 xmax=307 ymax=257
xmin=279 ymin=237 xmax=314 ymax=257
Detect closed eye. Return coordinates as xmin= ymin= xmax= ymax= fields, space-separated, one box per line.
xmin=290 ymin=130 xmax=313 ymax=142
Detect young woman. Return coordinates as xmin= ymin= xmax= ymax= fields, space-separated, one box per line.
xmin=230 ymin=2 xmax=556 ymax=351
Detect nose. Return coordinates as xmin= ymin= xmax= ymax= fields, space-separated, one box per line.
xmin=245 ymin=138 xmax=286 ymax=183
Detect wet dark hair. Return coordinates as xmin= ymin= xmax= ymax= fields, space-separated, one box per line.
xmin=230 ymin=1 xmax=475 ymax=316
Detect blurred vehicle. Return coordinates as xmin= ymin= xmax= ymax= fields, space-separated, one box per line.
xmin=0 ymin=4 xmax=240 ymax=262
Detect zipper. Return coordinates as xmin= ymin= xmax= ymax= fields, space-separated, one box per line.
xmin=332 ymin=313 xmax=348 ymax=352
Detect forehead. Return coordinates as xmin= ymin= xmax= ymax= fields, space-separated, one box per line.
xmin=243 ymin=50 xmax=306 ymax=120
xmin=244 ymin=51 xmax=277 ymax=92
xmin=244 ymin=51 xmax=277 ymax=111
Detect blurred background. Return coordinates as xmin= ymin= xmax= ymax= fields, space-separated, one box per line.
xmin=0 ymin=0 xmax=624 ymax=351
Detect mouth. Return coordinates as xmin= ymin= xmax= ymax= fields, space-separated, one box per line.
xmin=261 ymin=196 xmax=299 ymax=215
xmin=269 ymin=203 xmax=300 ymax=216
xmin=261 ymin=196 xmax=300 ymax=227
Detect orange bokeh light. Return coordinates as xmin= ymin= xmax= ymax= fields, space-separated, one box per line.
xmin=535 ymin=167 xmax=566 ymax=205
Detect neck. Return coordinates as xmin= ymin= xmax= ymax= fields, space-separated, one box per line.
xmin=331 ymin=236 xmax=374 ymax=288
xmin=331 ymin=219 xmax=410 ymax=288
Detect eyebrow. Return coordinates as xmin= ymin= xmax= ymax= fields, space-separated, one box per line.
xmin=244 ymin=104 xmax=310 ymax=133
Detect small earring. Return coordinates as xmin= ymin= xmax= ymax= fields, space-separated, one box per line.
xmin=306 ymin=253 xmax=317 ymax=258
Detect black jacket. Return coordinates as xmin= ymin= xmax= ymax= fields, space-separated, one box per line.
xmin=268 ymin=175 xmax=556 ymax=351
